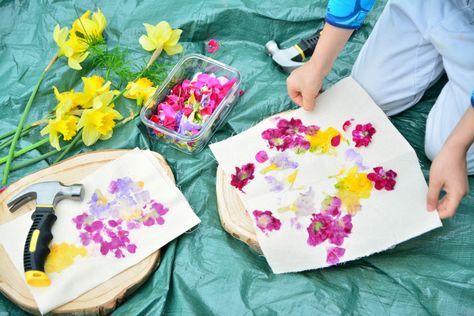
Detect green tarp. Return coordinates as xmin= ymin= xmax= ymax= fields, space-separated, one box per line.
xmin=0 ymin=0 xmax=473 ymax=314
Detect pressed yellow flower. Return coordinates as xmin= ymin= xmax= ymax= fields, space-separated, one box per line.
xmin=306 ymin=127 xmax=341 ymax=154
xmin=41 ymin=110 xmax=79 ymax=150
xmin=53 ymin=86 xmax=82 ymax=115
xmin=139 ymin=21 xmax=183 ymax=55
xmin=77 ymin=91 xmax=122 ymax=146
xmin=76 ymin=75 xmax=111 ymax=108
xmin=335 ymin=166 xmax=373 ymax=215
xmin=71 ymin=9 xmax=107 ymax=41
xmin=123 ymin=78 xmax=156 ymax=106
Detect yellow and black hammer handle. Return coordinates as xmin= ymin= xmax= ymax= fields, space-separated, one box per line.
xmin=23 ymin=205 xmax=57 ymax=287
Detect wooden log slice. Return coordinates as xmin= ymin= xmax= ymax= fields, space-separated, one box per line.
xmin=0 ymin=149 xmax=174 ymax=315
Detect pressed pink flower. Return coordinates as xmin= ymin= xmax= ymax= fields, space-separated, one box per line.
xmin=331 ymin=134 xmax=341 ymax=147
xmin=253 ymin=210 xmax=281 ymax=234
xmin=342 ymin=119 xmax=353 ymax=132
xmin=307 ymin=212 xmax=352 ymax=247
xmin=321 ymin=196 xmax=341 ymax=216
xmin=326 ymin=247 xmax=345 ymax=265
xmin=255 ymin=150 xmax=268 ymax=163
xmin=352 ymin=123 xmax=376 ymax=147
xmin=230 ymin=163 xmax=255 ymax=192
xmin=329 ymin=214 xmax=353 ymax=246
xmin=305 ymin=125 xmax=320 ymax=136
xmin=277 ymin=118 xmax=307 ymax=135
xmin=207 ymin=39 xmax=220 ymax=53
xmin=367 ymin=166 xmax=397 ymax=190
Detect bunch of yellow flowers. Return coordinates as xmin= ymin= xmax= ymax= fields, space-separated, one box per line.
xmin=53 ymin=10 xmax=106 ymax=70
xmin=41 ymin=76 xmax=122 ymax=149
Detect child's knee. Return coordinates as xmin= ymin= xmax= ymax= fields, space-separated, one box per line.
xmin=424 ymin=134 xmax=442 ymax=162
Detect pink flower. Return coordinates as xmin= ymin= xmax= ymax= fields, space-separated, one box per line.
xmin=305 ymin=125 xmax=320 ymax=136
xmin=255 ymin=150 xmax=268 ymax=163
xmin=207 ymin=39 xmax=220 ymax=53
xmin=367 ymin=166 xmax=397 ymax=190
xmin=253 ymin=210 xmax=281 ymax=234
xmin=277 ymin=118 xmax=307 ymax=135
xmin=342 ymin=119 xmax=353 ymax=132
xmin=321 ymin=196 xmax=341 ymax=216
xmin=230 ymin=163 xmax=255 ymax=192
xmin=307 ymin=212 xmax=352 ymax=247
xmin=352 ymin=123 xmax=376 ymax=147
xmin=331 ymin=134 xmax=341 ymax=147
xmin=326 ymin=247 xmax=345 ymax=265
xmin=239 ymin=89 xmax=245 ymax=97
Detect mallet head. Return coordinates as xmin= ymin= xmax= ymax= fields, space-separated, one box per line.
xmin=7 ymin=181 xmax=84 ymax=213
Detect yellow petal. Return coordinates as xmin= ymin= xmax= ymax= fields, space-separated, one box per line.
xmin=139 ymin=35 xmax=157 ymax=51
xmin=163 ymin=43 xmax=183 ymax=56
xmin=165 ymin=29 xmax=182 ymax=46
xmin=82 ymin=126 xmax=101 ymax=146
xmin=67 ymin=57 xmax=82 ymax=70
xmin=154 ymin=21 xmax=172 ymax=43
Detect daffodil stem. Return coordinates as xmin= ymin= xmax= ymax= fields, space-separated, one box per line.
xmin=145 ymin=47 xmax=163 ymax=70
xmin=53 ymin=130 xmax=83 ymax=163
xmin=0 ymin=126 xmax=35 ymax=150
xmin=0 ymin=138 xmax=49 ymax=165
xmin=2 ymin=71 xmax=48 ymax=185
xmin=10 ymin=149 xmax=60 ymax=172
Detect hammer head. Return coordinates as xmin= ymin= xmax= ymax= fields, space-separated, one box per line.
xmin=265 ymin=40 xmax=305 ymax=73
xmin=7 ymin=181 xmax=84 ymax=213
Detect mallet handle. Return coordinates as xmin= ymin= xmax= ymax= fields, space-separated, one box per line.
xmin=23 ymin=205 xmax=56 ymax=287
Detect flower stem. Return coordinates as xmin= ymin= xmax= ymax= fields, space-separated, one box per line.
xmin=145 ymin=46 xmax=163 ymax=70
xmin=10 ymin=149 xmax=60 ymax=172
xmin=1 ymin=54 xmax=57 ymax=185
xmin=0 ymin=138 xmax=49 ymax=165
xmin=0 ymin=126 xmax=35 ymax=150
xmin=53 ymin=130 xmax=82 ymax=163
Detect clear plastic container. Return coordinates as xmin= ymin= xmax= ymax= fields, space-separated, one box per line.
xmin=140 ymin=53 xmax=241 ymax=154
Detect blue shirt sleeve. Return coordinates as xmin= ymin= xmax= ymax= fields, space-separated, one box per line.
xmin=326 ymin=0 xmax=376 ymax=29
xmin=471 ymin=89 xmax=474 ymax=107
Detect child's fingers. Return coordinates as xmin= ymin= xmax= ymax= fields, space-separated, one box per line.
xmin=427 ymin=178 xmax=442 ymax=212
xmin=287 ymin=81 xmax=303 ymax=107
xmin=302 ymin=89 xmax=317 ymax=111
xmin=437 ymin=192 xmax=462 ymax=219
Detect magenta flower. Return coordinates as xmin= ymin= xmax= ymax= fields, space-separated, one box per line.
xmin=253 ymin=210 xmax=281 ymax=234
xmin=331 ymin=134 xmax=341 ymax=147
xmin=255 ymin=150 xmax=268 ymax=163
xmin=305 ymin=125 xmax=320 ymax=136
xmin=342 ymin=119 xmax=353 ymax=132
xmin=321 ymin=196 xmax=342 ymax=216
xmin=352 ymin=123 xmax=376 ymax=147
xmin=367 ymin=166 xmax=397 ymax=190
xmin=230 ymin=163 xmax=255 ymax=192
xmin=326 ymin=247 xmax=345 ymax=265
xmin=207 ymin=39 xmax=220 ymax=53
xmin=277 ymin=118 xmax=307 ymax=135
xmin=307 ymin=212 xmax=352 ymax=247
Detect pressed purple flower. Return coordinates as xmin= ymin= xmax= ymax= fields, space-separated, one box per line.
xmin=264 ymin=175 xmax=284 ymax=192
xmin=367 ymin=166 xmax=397 ymax=191
xmin=352 ymin=123 xmax=376 ymax=147
xmin=253 ymin=210 xmax=281 ymax=234
xmin=230 ymin=163 xmax=255 ymax=192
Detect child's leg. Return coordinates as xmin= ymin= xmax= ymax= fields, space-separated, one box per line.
xmin=351 ymin=0 xmax=444 ymax=116
xmin=424 ymin=2 xmax=474 ymax=174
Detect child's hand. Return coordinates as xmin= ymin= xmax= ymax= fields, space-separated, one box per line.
xmin=427 ymin=143 xmax=469 ymax=218
xmin=286 ymin=60 xmax=324 ymax=111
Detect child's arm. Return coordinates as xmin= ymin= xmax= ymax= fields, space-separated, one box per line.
xmin=287 ymin=0 xmax=375 ymax=110
xmin=287 ymin=24 xmax=353 ymax=110
xmin=427 ymin=103 xmax=474 ymax=218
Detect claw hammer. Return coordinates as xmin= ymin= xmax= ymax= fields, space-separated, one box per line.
xmin=7 ymin=181 xmax=84 ymax=287
xmin=265 ymin=32 xmax=321 ymax=73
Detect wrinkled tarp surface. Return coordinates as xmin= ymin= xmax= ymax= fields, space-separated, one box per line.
xmin=0 ymin=0 xmax=473 ymax=315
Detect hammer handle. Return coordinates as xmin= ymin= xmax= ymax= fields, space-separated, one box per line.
xmin=23 ymin=205 xmax=57 ymax=287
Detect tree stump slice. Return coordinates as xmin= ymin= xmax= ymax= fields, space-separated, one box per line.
xmin=216 ymin=165 xmax=261 ymax=254
xmin=0 ymin=149 xmax=174 ymax=315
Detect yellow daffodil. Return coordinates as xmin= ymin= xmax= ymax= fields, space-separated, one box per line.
xmin=123 ymin=77 xmax=156 ymax=106
xmin=76 ymin=75 xmax=111 ymax=108
xmin=53 ymin=86 xmax=82 ymax=115
xmin=335 ymin=166 xmax=373 ymax=215
xmin=77 ymin=91 xmax=123 ymax=146
xmin=72 ymin=9 xmax=107 ymax=41
xmin=65 ymin=31 xmax=90 ymax=70
xmin=139 ymin=21 xmax=183 ymax=55
xmin=41 ymin=110 xmax=79 ymax=150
